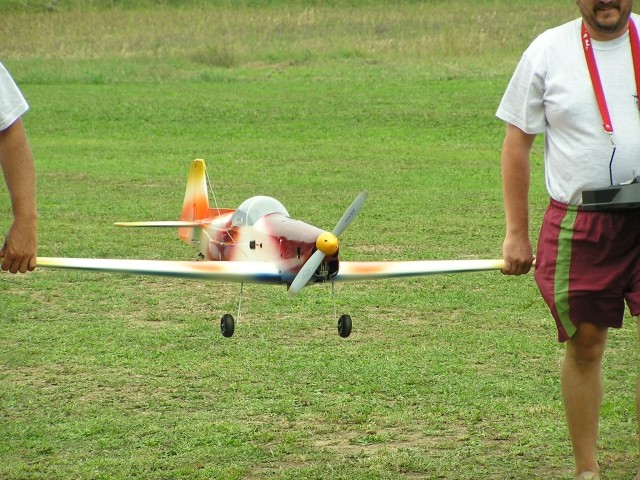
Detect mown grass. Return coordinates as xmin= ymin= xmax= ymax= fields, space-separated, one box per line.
xmin=1 ymin=1 xmax=639 ymax=479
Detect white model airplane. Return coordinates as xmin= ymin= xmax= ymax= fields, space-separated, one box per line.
xmin=37 ymin=159 xmax=504 ymax=338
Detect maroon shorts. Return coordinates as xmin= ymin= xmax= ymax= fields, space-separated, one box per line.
xmin=534 ymin=199 xmax=640 ymax=342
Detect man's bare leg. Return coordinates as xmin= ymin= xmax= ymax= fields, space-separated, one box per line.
xmin=562 ymin=322 xmax=608 ymax=476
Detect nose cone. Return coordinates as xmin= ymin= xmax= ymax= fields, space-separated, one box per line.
xmin=316 ymin=232 xmax=339 ymax=255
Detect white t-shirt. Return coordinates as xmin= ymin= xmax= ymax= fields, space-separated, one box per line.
xmin=0 ymin=62 xmax=28 ymax=131
xmin=496 ymin=15 xmax=640 ymax=205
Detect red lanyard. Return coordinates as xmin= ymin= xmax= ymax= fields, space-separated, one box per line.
xmin=581 ymin=18 xmax=640 ymax=135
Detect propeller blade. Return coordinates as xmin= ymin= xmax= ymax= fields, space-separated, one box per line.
xmin=288 ymin=249 xmax=326 ymax=297
xmin=288 ymin=192 xmax=368 ymax=296
xmin=332 ymin=191 xmax=368 ymax=236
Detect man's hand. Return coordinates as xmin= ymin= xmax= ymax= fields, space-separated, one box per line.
xmin=0 ymin=216 xmax=37 ymax=274
xmin=501 ymin=232 xmax=534 ymax=276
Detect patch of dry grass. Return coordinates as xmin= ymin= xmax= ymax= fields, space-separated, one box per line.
xmin=2 ymin=1 xmax=576 ymax=70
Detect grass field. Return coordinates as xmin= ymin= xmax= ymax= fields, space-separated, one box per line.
xmin=2 ymin=1 xmax=640 ymax=479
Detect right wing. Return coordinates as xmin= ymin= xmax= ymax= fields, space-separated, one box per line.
xmin=36 ymin=257 xmax=283 ymax=284
xmin=114 ymin=221 xmax=203 ymax=227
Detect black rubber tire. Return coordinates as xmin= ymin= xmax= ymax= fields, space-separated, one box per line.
xmin=220 ymin=314 xmax=235 ymax=338
xmin=338 ymin=314 xmax=352 ymax=338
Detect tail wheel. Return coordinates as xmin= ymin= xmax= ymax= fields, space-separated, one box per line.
xmin=220 ymin=314 xmax=235 ymax=338
xmin=338 ymin=314 xmax=352 ymax=338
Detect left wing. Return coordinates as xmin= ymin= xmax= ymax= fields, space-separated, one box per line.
xmin=333 ymin=259 xmax=505 ymax=282
xmin=36 ymin=257 xmax=283 ymax=284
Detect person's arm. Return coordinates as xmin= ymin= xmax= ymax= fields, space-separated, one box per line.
xmin=0 ymin=118 xmax=37 ymax=273
xmin=501 ymin=123 xmax=535 ymax=276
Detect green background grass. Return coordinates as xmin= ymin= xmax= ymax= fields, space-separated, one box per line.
xmin=1 ymin=1 xmax=639 ymax=479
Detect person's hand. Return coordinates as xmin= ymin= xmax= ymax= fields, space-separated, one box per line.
xmin=501 ymin=232 xmax=534 ymax=276
xmin=0 ymin=217 xmax=37 ymax=273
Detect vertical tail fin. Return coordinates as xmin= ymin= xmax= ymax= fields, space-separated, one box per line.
xmin=179 ymin=159 xmax=210 ymax=244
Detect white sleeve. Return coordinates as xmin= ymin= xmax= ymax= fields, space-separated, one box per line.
xmin=0 ymin=62 xmax=29 ymax=131
xmin=496 ymin=47 xmax=547 ymax=135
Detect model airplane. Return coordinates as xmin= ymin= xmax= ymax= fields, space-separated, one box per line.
xmin=37 ymin=159 xmax=505 ymax=338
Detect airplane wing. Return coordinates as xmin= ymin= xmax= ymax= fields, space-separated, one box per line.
xmin=114 ymin=221 xmax=203 ymax=227
xmin=36 ymin=257 xmax=505 ymax=288
xmin=36 ymin=257 xmax=283 ymax=284
xmin=333 ymin=259 xmax=505 ymax=282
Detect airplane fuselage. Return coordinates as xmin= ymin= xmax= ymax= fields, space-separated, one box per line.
xmin=195 ymin=211 xmax=339 ymax=284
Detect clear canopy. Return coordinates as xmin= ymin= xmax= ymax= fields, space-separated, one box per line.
xmin=231 ymin=196 xmax=290 ymax=227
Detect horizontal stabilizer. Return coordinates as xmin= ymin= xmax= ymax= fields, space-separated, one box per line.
xmin=37 ymin=257 xmax=283 ymax=284
xmin=115 ymin=221 xmax=204 ymax=228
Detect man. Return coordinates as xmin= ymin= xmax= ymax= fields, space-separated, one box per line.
xmin=0 ymin=61 xmax=37 ymax=274
xmin=497 ymin=1 xmax=640 ymax=479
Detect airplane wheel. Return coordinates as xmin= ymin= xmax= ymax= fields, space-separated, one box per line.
xmin=220 ymin=314 xmax=235 ymax=338
xmin=338 ymin=314 xmax=352 ymax=338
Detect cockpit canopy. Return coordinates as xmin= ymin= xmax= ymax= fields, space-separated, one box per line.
xmin=231 ymin=196 xmax=290 ymax=227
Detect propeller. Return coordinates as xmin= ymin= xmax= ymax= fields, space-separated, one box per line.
xmin=288 ymin=191 xmax=368 ymax=297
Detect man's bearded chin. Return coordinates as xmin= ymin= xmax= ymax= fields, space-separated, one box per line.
xmin=593 ymin=2 xmax=632 ymax=33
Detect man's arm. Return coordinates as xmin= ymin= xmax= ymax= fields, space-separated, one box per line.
xmin=501 ymin=123 xmax=536 ymax=276
xmin=0 ymin=118 xmax=37 ymax=273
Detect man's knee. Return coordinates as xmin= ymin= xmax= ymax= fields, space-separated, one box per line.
xmin=567 ymin=323 xmax=608 ymax=365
